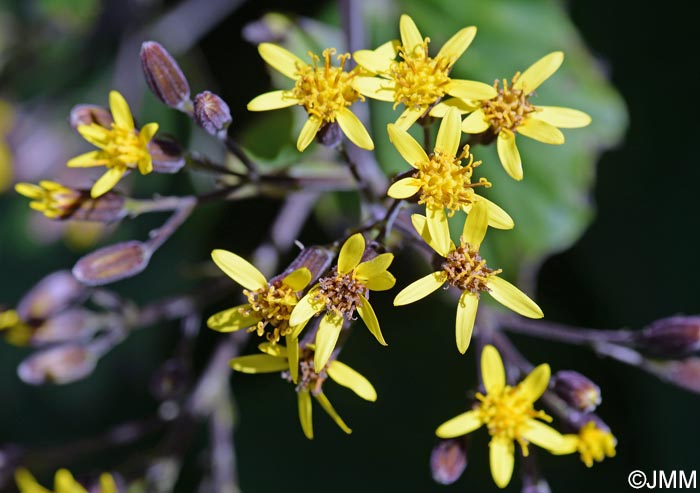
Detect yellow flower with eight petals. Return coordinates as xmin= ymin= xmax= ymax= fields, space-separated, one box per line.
xmin=353 ymin=14 xmax=497 ymax=130
xmin=289 ymin=233 xmax=395 ymax=371
xmin=15 ymin=181 xmax=83 ymax=219
xmin=460 ymin=52 xmax=591 ymax=180
xmin=436 ymin=345 xmax=572 ymax=488
xmin=230 ymin=341 xmax=377 ymax=439
xmin=67 ymin=90 xmax=158 ymax=198
xmin=15 ymin=468 xmax=117 ymax=493
xmin=394 ymin=200 xmax=542 ymax=354
xmin=247 ymin=44 xmax=373 ymax=152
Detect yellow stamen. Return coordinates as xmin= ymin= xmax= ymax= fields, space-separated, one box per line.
xmin=576 ymin=421 xmax=617 ymax=467
xmin=243 ymin=281 xmax=300 ymax=343
xmin=442 ymin=238 xmax=501 ymax=293
xmin=390 ymin=38 xmax=451 ymax=110
xmin=316 ymin=269 xmax=368 ymax=319
xmin=482 ymin=73 xmax=536 ymax=133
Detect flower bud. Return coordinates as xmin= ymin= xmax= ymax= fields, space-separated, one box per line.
xmin=193 ymin=91 xmax=232 ymax=138
xmin=69 ymin=104 xmax=113 ymax=130
xmin=16 ymin=270 xmax=86 ymax=322
xmin=430 ymin=439 xmax=467 ymax=485
xmin=149 ymin=138 xmax=185 ymax=174
xmin=73 ymin=240 xmax=152 ymax=286
xmin=18 ymin=345 xmax=97 ymax=385
xmin=636 ymin=315 xmax=700 ymax=357
xmin=317 ymin=122 xmax=342 ymax=149
xmin=552 ymin=370 xmax=602 ymax=412
xmin=648 ymin=357 xmax=700 ymax=394
xmin=140 ymin=41 xmax=192 ymax=113
xmin=31 ymin=309 xmax=96 ymax=345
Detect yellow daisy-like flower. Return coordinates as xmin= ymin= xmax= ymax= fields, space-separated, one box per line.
xmin=387 ymin=106 xmax=514 ymax=236
xmin=353 ymin=14 xmax=497 ymax=130
xmin=15 ymin=181 xmax=83 ymax=219
xmin=562 ymin=420 xmax=617 ymax=467
xmin=247 ymin=44 xmax=373 ymax=152
xmin=230 ymin=341 xmax=377 ymax=439
xmin=394 ymin=200 xmax=542 ymax=354
xmin=15 ymin=468 xmax=117 ymax=493
xmin=68 ymin=91 xmax=158 ymax=198
xmin=289 ymin=233 xmax=395 ymax=371
xmin=436 ymin=345 xmax=572 ymax=488
xmin=460 ymin=52 xmax=591 ymax=180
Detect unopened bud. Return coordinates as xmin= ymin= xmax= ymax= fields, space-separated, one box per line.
xmin=17 ymin=270 xmax=86 ymax=322
xmin=552 ymin=370 xmax=602 ymax=412
xmin=69 ymin=104 xmax=114 ymax=130
xmin=430 ymin=439 xmax=467 ymax=485
xmin=18 ymin=345 xmax=97 ymax=385
xmin=317 ymin=122 xmax=342 ymax=148
xmin=649 ymin=357 xmax=700 ymax=394
xmin=149 ymin=138 xmax=185 ymax=174
xmin=31 ymin=309 xmax=95 ymax=345
xmin=73 ymin=240 xmax=152 ymax=286
xmin=636 ymin=315 xmax=700 ymax=357
xmin=140 ymin=41 xmax=192 ymax=113
xmin=193 ymin=91 xmax=232 ymax=138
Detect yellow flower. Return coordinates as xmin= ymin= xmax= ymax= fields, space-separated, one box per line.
xmin=460 ymin=52 xmax=591 ymax=180
xmin=67 ymin=91 xmax=158 ymax=198
xmin=436 ymin=345 xmax=572 ymax=488
xmin=289 ymin=233 xmax=395 ymax=371
xmin=230 ymin=341 xmax=377 ymax=439
xmin=15 ymin=468 xmax=117 ymax=493
xmin=15 ymin=181 xmax=83 ymax=219
xmin=563 ymin=420 xmax=617 ymax=467
xmin=247 ymin=44 xmax=373 ymax=152
xmin=0 ymin=309 xmax=32 ymax=346
xmin=387 ymin=106 xmax=514 ymax=235
xmin=353 ymin=14 xmax=497 ymax=130
xmin=394 ymin=200 xmax=542 ymax=354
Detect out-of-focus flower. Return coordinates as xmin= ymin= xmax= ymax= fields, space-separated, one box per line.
xmin=290 ymin=233 xmax=395 ymax=371
xmin=140 ymin=41 xmax=192 ymax=113
xmin=17 ymin=344 xmax=97 ymax=385
xmin=0 ymin=98 xmax=15 ymax=192
xmin=16 ymin=270 xmax=86 ymax=322
xmin=353 ymin=15 xmax=496 ymax=130
xmin=460 ymin=52 xmax=591 ymax=180
xmin=394 ymin=201 xmax=542 ymax=353
xmin=561 ymin=420 xmax=617 ymax=467
xmin=67 ymin=91 xmax=158 ymax=198
xmin=430 ymin=439 xmax=468 ymax=485
xmin=15 ymin=468 xmax=117 ymax=493
xmin=247 ymin=44 xmax=373 ymax=151
xmin=387 ymin=107 xmax=513 ymax=233
xmin=230 ymin=342 xmax=376 ymax=439
xmin=436 ymin=345 xmax=572 ymax=488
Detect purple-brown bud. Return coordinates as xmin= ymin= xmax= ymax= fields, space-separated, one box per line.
xmin=140 ymin=41 xmax=192 ymax=113
xmin=149 ymin=138 xmax=185 ymax=174
xmin=16 ymin=270 xmax=86 ymax=322
xmin=73 ymin=240 xmax=152 ymax=286
xmin=317 ymin=122 xmax=342 ymax=149
xmin=649 ymin=357 xmax=700 ymax=394
xmin=18 ymin=344 xmax=97 ymax=385
xmin=69 ymin=104 xmax=114 ymax=130
xmin=552 ymin=370 xmax=602 ymax=412
xmin=31 ymin=309 xmax=95 ymax=345
xmin=636 ymin=315 xmax=700 ymax=357
xmin=430 ymin=439 xmax=467 ymax=485
xmin=193 ymin=91 xmax=231 ymax=138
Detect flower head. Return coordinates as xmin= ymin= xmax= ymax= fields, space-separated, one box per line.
xmin=230 ymin=341 xmax=377 ymax=439
xmin=387 ymin=107 xmax=513 ymax=232
xmin=67 ymin=91 xmax=158 ymax=198
xmin=460 ymin=52 xmax=591 ymax=180
xmin=394 ymin=200 xmax=542 ymax=354
xmin=247 ymin=44 xmax=373 ymax=151
xmin=15 ymin=181 xmax=83 ymax=219
xmin=563 ymin=420 xmax=617 ymax=467
xmin=353 ymin=15 xmax=496 ymax=130
xmin=436 ymin=345 xmax=572 ymax=488
xmin=15 ymin=468 xmax=117 ymax=493
xmin=290 ymin=233 xmax=395 ymax=371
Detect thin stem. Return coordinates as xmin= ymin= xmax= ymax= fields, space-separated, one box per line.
xmin=186 ymin=153 xmax=247 ymax=178
xmin=376 ymin=199 xmax=403 ymax=243
xmin=145 ymin=196 xmax=196 ymax=251
xmin=223 ymin=135 xmax=259 ymax=177
xmin=423 ymin=124 xmax=432 ymax=150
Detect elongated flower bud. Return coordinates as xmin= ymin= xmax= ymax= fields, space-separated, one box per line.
xmin=552 ymin=370 xmax=601 ymax=412
xmin=636 ymin=315 xmax=700 ymax=357
xmin=16 ymin=270 xmax=86 ymax=322
xmin=140 ymin=41 xmax=192 ymax=113
xmin=648 ymin=357 xmax=700 ymax=394
xmin=69 ymin=104 xmax=114 ymax=130
xmin=18 ymin=345 xmax=97 ymax=385
xmin=193 ymin=91 xmax=232 ymax=138
xmin=149 ymin=138 xmax=185 ymax=174
xmin=73 ymin=241 xmax=152 ymax=286
xmin=430 ymin=439 xmax=467 ymax=485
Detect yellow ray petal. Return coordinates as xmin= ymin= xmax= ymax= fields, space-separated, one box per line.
xmin=258 ymin=43 xmax=304 ymax=80
xmin=518 ymin=363 xmax=550 ymax=402
xmin=285 ymin=333 xmax=299 ymax=384
xmin=14 ymin=469 xmax=51 ymax=493
xmin=532 ymin=106 xmax=591 ymax=128
xmin=395 ymin=106 xmax=425 ymax=130
xmin=387 ymin=123 xmax=428 ymax=167
xmin=461 ymin=109 xmax=490 ymax=133
xmin=462 ymin=199 xmax=488 ymax=249
xmin=387 ymin=177 xmax=421 ymax=199
xmin=427 ymin=205 xmax=451 ymax=257
xmin=518 ymin=118 xmax=565 ymax=144
xmin=393 ymin=271 xmax=447 ymax=306
xmin=211 ymin=249 xmax=268 ymax=291
xmin=66 ymin=150 xmax=106 ymax=168
xmin=446 ymin=79 xmax=498 ymax=101
xmin=481 ymin=344 xmax=506 ymax=394
xmin=352 ymin=76 xmax=395 ymax=101
xmin=109 ymin=90 xmax=134 ymax=131
xmin=139 ymin=122 xmax=159 ymax=143
xmin=353 ymin=51 xmax=393 ymax=75
xmin=399 ymin=14 xmax=423 ymax=54
xmin=364 ymin=271 xmax=396 ymax=291
xmin=247 ymin=90 xmax=298 ymax=111
xmin=298 ymin=389 xmax=314 ymax=439
xmin=207 ymin=304 xmax=261 ymax=332
xmin=327 ymin=360 xmax=377 ymax=401
xmin=435 ymin=107 xmax=461 ymax=156
xmin=55 ymin=469 xmax=88 ymax=493
xmin=282 ymin=267 xmax=311 ymax=291
xmin=91 ymin=167 xmax=125 ymax=198
xmin=338 ymin=233 xmax=365 ymax=275
xmin=229 ymin=354 xmax=289 ymax=373
xmin=435 ymin=410 xmax=482 ymax=438
xmin=489 ymin=438 xmax=515 ymax=488
xmin=456 ymin=291 xmax=479 ymax=354
xmin=15 ymin=183 xmax=44 ymax=199
xmin=514 ymin=51 xmax=564 ymax=92
xmin=411 ymin=213 xmax=431 ymax=243
xmin=77 ymin=124 xmax=111 ymax=147
xmin=355 ymin=253 xmax=394 ymax=282
xmin=437 ymin=26 xmax=477 ymax=67
xmin=138 ymin=154 xmax=153 ymax=175
xmin=99 ymin=474 xmax=117 ymax=493
xmin=373 ymin=39 xmax=401 ymax=60
xmin=337 ymin=107 xmax=374 ymax=150
xmin=314 ymin=312 xmax=344 ymax=371
xmin=496 ymin=130 xmax=522 ymax=181
xmin=357 ymin=295 xmax=386 ymax=346
xmin=289 ymin=287 xmax=323 ymax=326
xmin=258 ymin=342 xmax=288 ymax=357
xmin=486 ymin=276 xmax=544 ymax=319
xmin=297 ymin=116 xmax=322 ymax=151
xmin=314 ymin=391 xmax=352 ymax=434
xmin=430 ymin=98 xmax=478 ymax=118
xmin=523 ymin=419 xmax=573 ymax=454
xmin=475 ymin=196 xmax=514 ymax=230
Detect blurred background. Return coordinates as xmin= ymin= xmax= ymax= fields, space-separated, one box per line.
xmin=0 ymin=0 xmax=698 ymax=491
